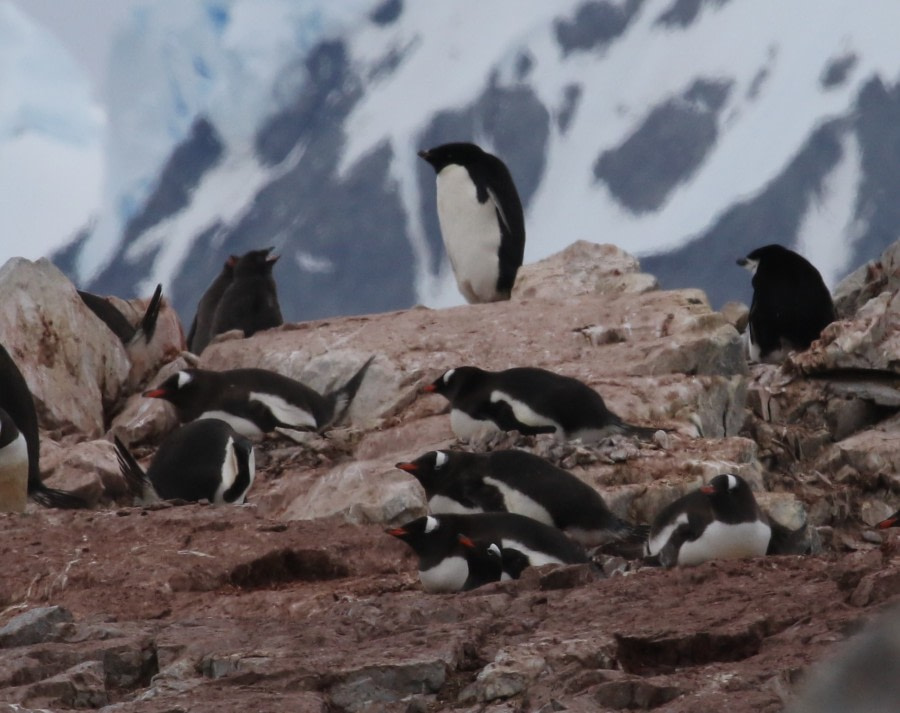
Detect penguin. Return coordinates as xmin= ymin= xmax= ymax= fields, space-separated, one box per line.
xmin=424 ymin=366 xmax=658 ymax=443
xmin=418 ymin=142 xmax=525 ymax=304
xmin=877 ymin=510 xmax=900 ymax=529
xmin=0 ymin=343 xmax=86 ymax=508
xmin=457 ymin=534 xmax=531 ymax=589
xmin=395 ymin=449 xmax=648 ymax=546
xmin=187 ymin=255 xmax=237 ymax=354
xmin=209 ymin=247 xmax=283 ymax=342
xmin=645 ymin=474 xmax=771 ymax=568
xmin=78 ymin=283 xmax=163 ymax=347
xmin=737 ymin=244 xmax=836 ymax=363
xmin=386 ymin=512 xmax=588 ymax=593
xmin=143 ymin=356 xmax=374 ymax=441
xmin=0 ymin=407 xmax=28 ymax=512
xmin=113 ymin=418 xmax=255 ymax=504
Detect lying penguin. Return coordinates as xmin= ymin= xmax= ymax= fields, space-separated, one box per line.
xmin=424 ymin=365 xmax=658 ymax=443
xmin=114 ymin=419 xmax=255 ymax=505
xmin=386 ymin=512 xmax=588 ymax=593
xmin=143 ymin=357 xmax=374 ymax=442
xmin=396 ymin=449 xmax=647 ymax=546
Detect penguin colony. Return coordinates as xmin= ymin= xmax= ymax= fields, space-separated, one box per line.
xmin=1 ymin=139 xmax=888 ymax=597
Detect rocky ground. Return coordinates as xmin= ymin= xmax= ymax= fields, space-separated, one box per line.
xmin=0 ymin=241 xmax=898 ymax=712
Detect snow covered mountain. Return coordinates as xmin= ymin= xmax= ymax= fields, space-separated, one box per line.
xmin=35 ymin=0 xmax=900 ymax=323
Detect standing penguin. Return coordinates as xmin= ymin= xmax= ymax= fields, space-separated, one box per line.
xmin=737 ymin=244 xmax=836 ymax=362
xmin=0 ymin=343 xmax=86 ymax=508
xmin=0 ymin=407 xmax=28 ymax=512
xmin=187 ymin=255 xmax=237 ymax=354
xmin=645 ymin=474 xmax=771 ymax=567
xmin=418 ymin=142 xmax=525 ymax=303
xmin=396 ymin=449 xmax=647 ymax=546
xmin=209 ymin=248 xmax=283 ymax=341
xmin=424 ymin=366 xmax=657 ymax=443
xmin=114 ymin=419 xmax=255 ymax=504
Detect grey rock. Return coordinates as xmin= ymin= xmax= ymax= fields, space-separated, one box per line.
xmin=328 ymin=659 xmax=448 ymax=713
xmin=459 ymin=647 xmax=546 ymax=703
xmin=0 ymin=606 xmax=73 ymax=648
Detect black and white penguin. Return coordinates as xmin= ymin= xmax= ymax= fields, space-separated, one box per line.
xmin=187 ymin=255 xmax=237 ymax=354
xmin=143 ymin=357 xmax=374 ymax=440
xmin=457 ymin=534 xmax=532 ymax=589
xmin=386 ymin=512 xmax=588 ymax=593
xmin=0 ymin=407 xmax=28 ymax=512
xmin=737 ymin=244 xmax=836 ymax=363
xmin=418 ymin=142 xmax=525 ymax=304
xmin=424 ymin=366 xmax=657 ymax=443
xmin=396 ymin=449 xmax=647 ymax=546
xmin=0 ymin=343 xmax=86 ymax=508
xmin=209 ymin=247 xmax=283 ymax=342
xmin=645 ymin=473 xmax=771 ymax=568
xmin=114 ymin=418 xmax=255 ymax=504
xmin=877 ymin=510 xmax=900 ymax=529
xmin=78 ymin=283 xmax=163 ymax=347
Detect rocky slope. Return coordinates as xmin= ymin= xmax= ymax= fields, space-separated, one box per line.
xmin=0 ymin=241 xmax=898 ymax=711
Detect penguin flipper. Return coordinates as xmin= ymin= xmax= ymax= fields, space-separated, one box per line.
xmin=29 ymin=482 xmax=89 ymax=509
xmin=321 ymin=356 xmax=375 ymax=431
xmin=134 ymin=284 xmax=163 ymax=344
xmin=113 ymin=436 xmax=153 ymax=502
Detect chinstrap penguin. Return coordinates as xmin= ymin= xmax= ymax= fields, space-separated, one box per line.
xmin=209 ymin=247 xmax=283 ymax=341
xmin=418 ymin=142 xmax=525 ymax=304
xmin=0 ymin=343 xmax=86 ymax=508
xmin=645 ymin=473 xmax=771 ymax=568
xmin=114 ymin=419 xmax=255 ymax=504
xmin=737 ymin=244 xmax=836 ymax=363
xmin=424 ymin=366 xmax=658 ymax=443
xmin=143 ymin=357 xmax=374 ymax=441
xmin=78 ymin=283 xmax=163 ymax=348
xmin=0 ymin=407 xmax=28 ymax=512
xmin=396 ymin=449 xmax=647 ymax=546
xmin=386 ymin=512 xmax=588 ymax=593
xmin=187 ymin=255 xmax=237 ymax=354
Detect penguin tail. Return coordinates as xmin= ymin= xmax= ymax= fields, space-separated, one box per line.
xmin=615 ymin=521 xmax=650 ymax=544
xmin=29 ymin=481 xmax=89 ymax=509
xmin=113 ymin=436 xmax=151 ymax=500
xmin=321 ymin=356 xmax=375 ymax=431
xmin=133 ymin=284 xmax=163 ymax=344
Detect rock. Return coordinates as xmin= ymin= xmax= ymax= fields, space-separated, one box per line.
xmin=18 ymin=659 xmax=108 ymax=708
xmin=832 ymin=239 xmax=900 ymax=318
xmin=592 ymin=675 xmax=682 ymax=710
xmin=0 ymin=606 xmax=73 ymax=648
xmin=0 ymin=258 xmax=130 ymax=438
xmin=459 ymin=647 xmax=547 ymax=703
xmin=112 ymin=355 xmax=193 ymax=444
xmin=328 ymin=658 xmax=449 ymax=713
xmin=40 ymin=439 xmax=120 ymax=504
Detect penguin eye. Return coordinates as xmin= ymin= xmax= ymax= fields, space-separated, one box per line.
xmin=424 ymin=515 xmax=439 ymax=533
xmin=434 ymin=452 xmax=448 ymax=470
xmin=177 ymin=371 xmax=192 ymax=388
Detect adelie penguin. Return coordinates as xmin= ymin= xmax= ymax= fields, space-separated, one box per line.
xmin=737 ymin=244 xmax=836 ymax=363
xmin=419 ymin=142 xmax=526 ymax=304
xmin=209 ymin=247 xmax=283 ymax=342
xmin=645 ymin=474 xmax=771 ymax=568
xmin=143 ymin=357 xmax=374 ymax=441
xmin=424 ymin=366 xmax=658 ymax=443
xmin=396 ymin=449 xmax=647 ymax=546
xmin=187 ymin=255 xmax=237 ymax=354
xmin=386 ymin=512 xmax=588 ymax=593
xmin=114 ymin=419 xmax=255 ymax=505
xmin=78 ymin=283 xmax=164 ymax=348
xmin=0 ymin=343 xmax=86 ymax=508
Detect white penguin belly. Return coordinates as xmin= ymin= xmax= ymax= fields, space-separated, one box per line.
xmin=436 ymin=165 xmax=503 ymax=303
xmin=450 ymin=409 xmax=502 ymax=442
xmin=676 ymin=520 xmax=771 ymax=566
xmin=419 ymin=555 xmax=469 ymax=593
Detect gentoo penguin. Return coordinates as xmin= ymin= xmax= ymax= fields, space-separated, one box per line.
xmin=78 ymin=283 xmax=163 ymax=347
xmin=418 ymin=142 xmax=525 ymax=303
xmin=737 ymin=244 xmax=836 ymax=363
xmin=396 ymin=449 xmax=647 ymax=546
xmin=645 ymin=474 xmax=771 ymax=568
xmin=0 ymin=407 xmax=28 ymax=512
xmin=187 ymin=255 xmax=237 ymax=354
xmin=386 ymin=512 xmax=588 ymax=593
xmin=0 ymin=343 xmax=86 ymax=508
xmin=457 ymin=535 xmax=531 ymax=589
xmin=143 ymin=356 xmax=374 ymax=440
xmin=209 ymin=247 xmax=283 ymax=341
xmin=424 ymin=366 xmax=657 ymax=443
xmin=114 ymin=419 xmax=255 ymax=504
xmin=877 ymin=510 xmax=900 ymax=529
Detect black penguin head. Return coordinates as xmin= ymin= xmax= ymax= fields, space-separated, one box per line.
xmin=737 ymin=244 xmax=809 ymax=278
xmin=385 ymin=514 xmax=445 ymax=553
xmin=422 ymin=366 xmax=486 ymax=400
xmin=234 ymin=247 xmax=278 ymax=277
xmin=418 ymin=142 xmax=487 ymax=173
xmin=699 ymin=474 xmax=757 ymax=514
xmin=395 ymin=450 xmax=455 ymax=487
xmin=143 ymin=370 xmax=201 ymax=408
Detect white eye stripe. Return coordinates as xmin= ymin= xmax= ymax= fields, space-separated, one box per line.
xmin=434 ymin=452 xmax=448 ymax=469
xmin=425 ymin=515 xmax=439 ymax=533
xmin=726 ymin=474 xmax=738 ymax=490
xmin=177 ymin=371 xmax=192 ymax=388
xmin=488 ymin=543 xmax=501 ymax=557
xmin=443 ymin=369 xmax=455 ymax=384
